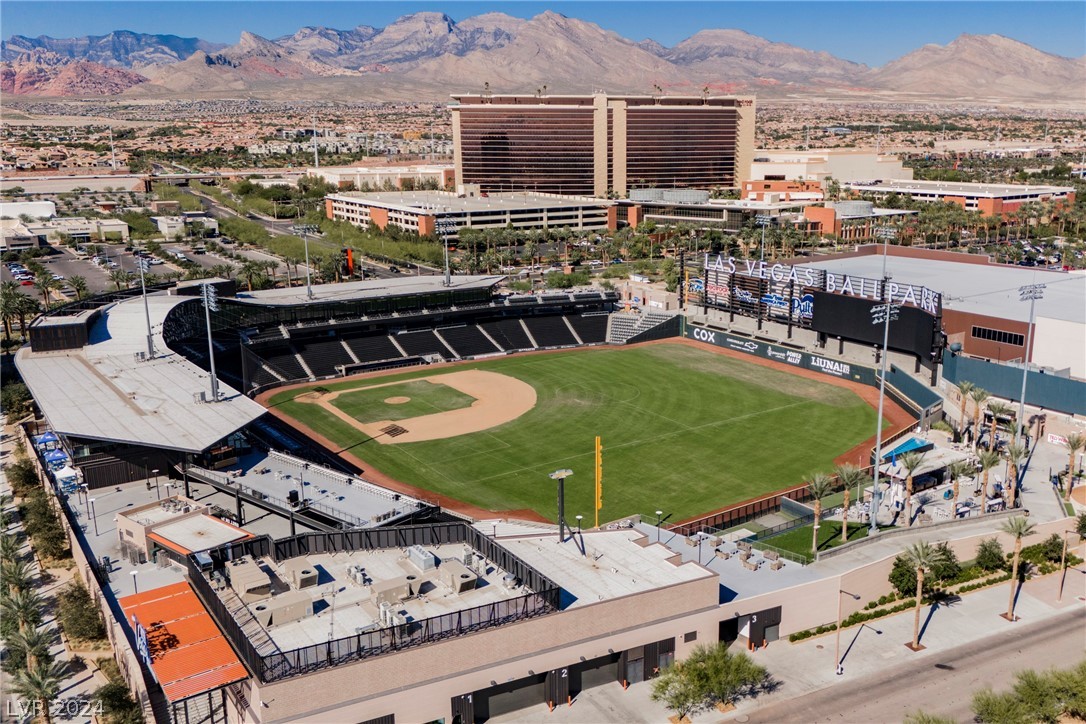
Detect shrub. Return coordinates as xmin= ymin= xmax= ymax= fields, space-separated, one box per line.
xmin=1038 ymin=534 xmax=1065 ymax=563
xmin=6 ymin=458 xmax=40 ymax=498
xmin=57 ymin=581 xmax=106 ymax=641
xmin=1076 ymin=512 xmax=1086 ymax=540
xmin=1 ymin=383 xmax=33 ymax=423
xmin=94 ymin=681 xmax=144 ymax=724
xmin=975 ymin=537 xmax=1006 ymax=572
xmin=931 ymin=542 xmax=961 ymax=582
xmin=889 ymin=555 xmax=919 ymax=598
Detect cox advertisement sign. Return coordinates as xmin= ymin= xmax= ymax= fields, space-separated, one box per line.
xmin=685 ymin=324 xmax=874 ymax=385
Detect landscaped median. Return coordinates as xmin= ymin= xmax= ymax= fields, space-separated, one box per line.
xmin=787 ymin=535 xmax=1082 ymax=643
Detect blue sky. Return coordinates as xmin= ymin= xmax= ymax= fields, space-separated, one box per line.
xmin=2 ymin=1 xmax=1083 ymax=66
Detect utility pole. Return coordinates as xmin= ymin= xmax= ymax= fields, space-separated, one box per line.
xmin=312 ymin=116 xmax=319 ymax=169
xmin=108 ymin=126 xmax=117 ymax=170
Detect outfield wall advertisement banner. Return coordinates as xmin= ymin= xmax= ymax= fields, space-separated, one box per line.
xmin=685 ymin=325 xmax=877 ymax=386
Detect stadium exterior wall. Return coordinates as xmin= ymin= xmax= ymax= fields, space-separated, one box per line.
xmin=942 ymin=351 xmax=1086 ymax=416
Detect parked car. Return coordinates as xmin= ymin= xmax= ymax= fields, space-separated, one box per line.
xmin=51 ymin=274 xmax=64 ymax=281
xmin=19 ymin=279 xmax=34 ymax=286
xmin=388 ymin=265 xmax=401 ymax=274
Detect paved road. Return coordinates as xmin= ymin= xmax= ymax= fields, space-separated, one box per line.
xmin=743 ymin=607 xmax=1086 ymax=723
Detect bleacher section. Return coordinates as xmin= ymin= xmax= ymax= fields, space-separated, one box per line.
xmin=522 ymin=315 xmax=578 ymax=348
xmin=480 ymin=319 xmax=535 ymax=351
xmin=565 ymin=313 xmax=609 ymax=345
xmin=260 ymin=344 xmax=309 ymax=380
xmin=393 ymin=329 xmax=451 ymax=359
xmin=607 ymin=311 xmax=677 ymax=344
xmin=297 ymin=338 xmax=354 ymax=378
xmin=437 ymin=325 xmax=501 ymax=358
xmin=345 ymin=333 xmax=406 ymax=364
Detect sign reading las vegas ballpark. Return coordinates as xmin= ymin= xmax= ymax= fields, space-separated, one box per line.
xmin=701 ymin=254 xmax=941 ymax=316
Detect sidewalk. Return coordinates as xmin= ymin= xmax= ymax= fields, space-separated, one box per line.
xmin=726 ymin=566 xmax=1086 ymax=720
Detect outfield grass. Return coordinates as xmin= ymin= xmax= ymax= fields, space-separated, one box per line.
xmin=766 ymin=520 xmax=871 ymax=559
xmin=328 ymin=380 xmax=476 ymax=423
xmin=269 ymin=344 xmax=880 ymax=522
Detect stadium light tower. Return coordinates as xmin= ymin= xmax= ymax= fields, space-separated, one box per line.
xmin=137 ymin=241 xmax=155 ymax=360
xmin=202 ymin=282 xmax=221 ymax=403
xmin=869 ymin=225 xmax=899 ymax=533
xmin=755 ymin=215 xmax=773 ymax=263
xmin=436 ymin=217 xmax=456 ymax=287
xmin=549 ymin=469 xmax=573 ymax=543
xmin=302 ymin=225 xmax=314 ymax=301
xmin=1014 ymin=283 xmax=1045 ymax=447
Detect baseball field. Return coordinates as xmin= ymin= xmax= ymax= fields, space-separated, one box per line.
xmin=265 ymin=343 xmax=881 ymax=523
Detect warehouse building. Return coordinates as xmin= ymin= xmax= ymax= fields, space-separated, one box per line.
xmin=450 ymin=93 xmax=756 ymax=197
xmin=307 ymin=164 xmax=455 ymax=191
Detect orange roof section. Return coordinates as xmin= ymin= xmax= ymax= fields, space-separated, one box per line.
xmin=119 ymin=581 xmax=249 ymax=702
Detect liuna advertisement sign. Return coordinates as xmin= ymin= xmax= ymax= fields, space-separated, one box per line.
xmin=685 ymin=324 xmax=876 ymax=385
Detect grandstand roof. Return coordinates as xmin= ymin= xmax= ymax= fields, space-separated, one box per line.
xmin=15 ymin=294 xmax=266 ymax=452
xmin=232 ymin=274 xmax=504 ymax=306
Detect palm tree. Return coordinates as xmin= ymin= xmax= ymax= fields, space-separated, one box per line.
xmin=1004 ymin=443 xmax=1028 ymax=509
xmin=208 ymin=263 xmax=236 ymax=281
xmin=1 ymin=588 xmax=44 ymax=635
xmin=955 ymin=381 xmax=975 ymax=439
xmin=0 ymin=280 xmax=20 ymax=340
xmin=108 ymin=268 xmax=131 ymax=292
xmin=32 ymin=276 xmax=57 ymax=307
xmin=899 ymin=451 xmax=926 ymax=527
xmin=8 ymin=625 xmax=53 ymax=670
xmin=946 ymin=459 xmax=975 ymax=510
xmin=238 ymin=260 xmax=265 ymax=291
xmin=902 ymin=541 xmax=949 ymax=650
xmin=969 ymin=388 xmax=990 ymax=447
xmin=9 ymin=660 xmax=67 ymax=724
xmin=1001 ymin=516 xmax=1036 ymax=621
xmin=806 ymin=473 xmax=834 ymax=556
xmin=12 ymin=294 xmax=40 ymax=338
xmin=67 ymin=275 xmax=88 ymax=301
xmin=833 ymin=463 xmax=864 ymax=543
xmin=986 ymin=401 xmax=1014 ymax=451
xmin=0 ymin=556 xmax=34 ymax=596
xmin=977 ymin=450 xmax=1002 ymax=502
xmin=1065 ymin=434 xmax=1085 ymax=501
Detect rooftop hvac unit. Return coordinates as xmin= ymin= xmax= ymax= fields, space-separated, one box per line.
xmin=502 ymin=573 xmax=518 ymax=590
xmin=282 ymin=559 xmax=318 ymax=589
xmin=406 ymin=545 xmax=438 ymax=572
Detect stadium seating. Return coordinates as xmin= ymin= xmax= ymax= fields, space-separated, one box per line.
xmin=344 ymin=333 xmax=405 ymax=364
xmin=298 ymin=338 xmax=354 ymax=378
xmin=393 ymin=329 xmax=452 ymax=359
xmin=259 ymin=345 xmax=308 ymax=380
xmin=566 ymin=313 xmax=609 ymax=344
xmin=479 ymin=319 xmax=535 ymax=351
xmin=436 ymin=325 xmax=501 ymax=358
xmin=607 ymin=311 xmax=676 ymax=343
xmin=522 ymin=315 xmax=578 ymax=348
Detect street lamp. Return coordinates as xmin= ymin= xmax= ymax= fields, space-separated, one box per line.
xmin=655 ymin=510 xmax=664 ymax=543
xmin=754 ymin=215 xmax=773 ymax=263
xmin=1014 ymin=283 xmax=1045 ymax=448
xmin=88 ymin=498 xmax=99 ymax=536
xmin=835 ymin=590 xmax=861 ymax=675
xmin=869 ymin=226 xmax=899 ymax=534
xmin=152 ymin=469 xmax=160 ymax=500
xmin=575 ymin=515 xmax=583 ymax=534
xmin=549 ymin=469 xmax=573 ymax=543
xmin=131 ymin=570 xmax=138 ymax=594
xmin=1058 ymin=529 xmax=1077 ymax=601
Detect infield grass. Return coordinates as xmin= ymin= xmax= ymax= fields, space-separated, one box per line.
xmin=268 ymin=343 xmax=880 ymax=522
xmin=328 ymin=380 xmax=476 ymax=423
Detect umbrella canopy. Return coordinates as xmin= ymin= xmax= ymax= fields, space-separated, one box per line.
xmin=34 ymin=431 xmax=60 ymax=445
xmin=53 ymin=465 xmax=79 ymax=482
xmin=43 ymin=449 xmax=69 ymax=463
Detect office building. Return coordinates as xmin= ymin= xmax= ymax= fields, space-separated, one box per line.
xmin=748 ymin=149 xmax=912 ymax=185
xmin=843 ymin=180 xmax=1076 ymax=218
xmin=450 ymin=93 xmax=756 ymax=197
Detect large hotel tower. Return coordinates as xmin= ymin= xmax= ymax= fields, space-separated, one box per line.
xmin=451 ymin=93 xmax=756 ymax=197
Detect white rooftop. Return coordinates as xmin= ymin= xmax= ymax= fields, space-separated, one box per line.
xmin=151 ymin=515 xmax=250 ymax=554
xmin=802 ymin=252 xmax=1086 ymax=325
xmin=233 ymin=274 xmax=503 ymax=306
xmin=844 ymin=179 xmax=1074 ymax=198
xmin=500 ymin=530 xmax=712 ymax=607
xmin=15 ymin=294 xmax=266 ymax=452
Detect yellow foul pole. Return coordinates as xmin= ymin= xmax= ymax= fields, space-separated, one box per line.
xmin=595 ymin=436 xmax=602 ymax=528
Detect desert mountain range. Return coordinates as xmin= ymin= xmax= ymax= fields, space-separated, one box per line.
xmin=2 ymin=11 xmax=1082 ymax=104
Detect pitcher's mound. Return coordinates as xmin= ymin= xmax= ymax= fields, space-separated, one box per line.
xmin=385 ymin=396 xmax=411 ymax=405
